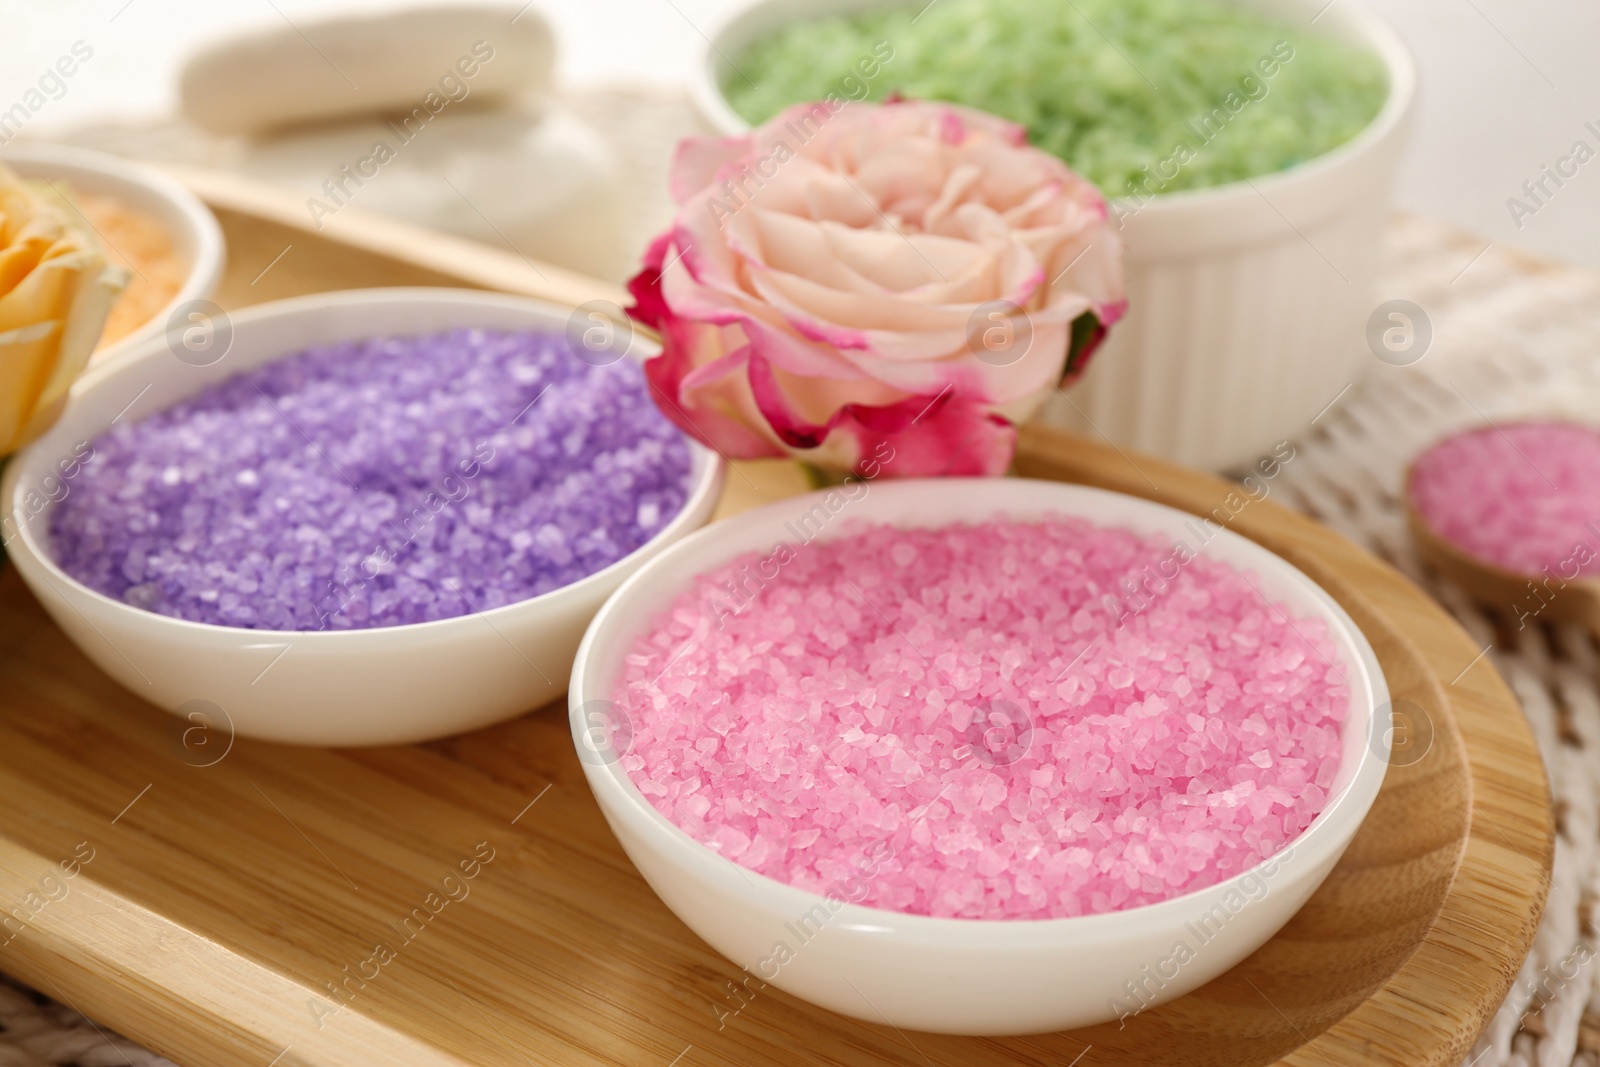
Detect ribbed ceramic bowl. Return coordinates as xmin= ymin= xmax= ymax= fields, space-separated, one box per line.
xmin=569 ymin=478 xmax=1390 ymax=1034
xmin=1 ymin=288 xmax=725 ymax=747
xmin=689 ymin=0 xmax=1417 ymax=470
xmin=2 ymin=143 xmax=225 ymax=362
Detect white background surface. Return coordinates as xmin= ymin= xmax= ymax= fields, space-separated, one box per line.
xmin=1 ymin=0 xmax=1596 ymax=268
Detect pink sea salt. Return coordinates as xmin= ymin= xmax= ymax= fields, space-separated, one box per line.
xmin=613 ymin=516 xmax=1347 ymax=921
xmin=1409 ymin=421 xmax=1600 ymax=578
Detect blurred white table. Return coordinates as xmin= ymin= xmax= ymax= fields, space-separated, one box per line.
xmin=0 ymin=0 xmax=1596 ymax=270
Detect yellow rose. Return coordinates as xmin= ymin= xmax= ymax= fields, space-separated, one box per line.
xmin=0 ymin=164 xmax=126 ymax=455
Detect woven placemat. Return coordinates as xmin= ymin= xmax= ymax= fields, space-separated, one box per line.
xmin=6 ymin=91 xmax=1588 ymax=1067
xmin=0 ymin=976 xmax=177 ymax=1066
xmin=1285 ymin=215 xmax=1600 ymax=1067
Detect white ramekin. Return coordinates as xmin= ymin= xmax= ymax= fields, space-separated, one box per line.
xmin=689 ymin=0 xmax=1417 ymax=470
xmin=1 ymin=143 xmax=225 ymax=363
xmin=1 ymin=288 xmax=725 ymax=747
xmin=569 ymin=478 xmax=1390 ymax=1034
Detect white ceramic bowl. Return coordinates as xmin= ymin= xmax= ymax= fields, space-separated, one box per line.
xmin=690 ymin=0 xmax=1417 ymax=471
xmin=1 ymin=143 xmax=225 ymax=362
xmin=1 ymin=288 xmax=725 ymax=747
xmin=570 ymin=478 xmax=1389 ymax=1035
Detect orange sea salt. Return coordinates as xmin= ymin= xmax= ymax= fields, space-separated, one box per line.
xmin=72 ymin=191 xmax=185 ymax=352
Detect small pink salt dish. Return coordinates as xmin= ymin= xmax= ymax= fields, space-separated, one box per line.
xmin=568 ymin=478 xmax=1389 ymax=1035
xmin=1407 ymin=420 xmax=1600 ymax=633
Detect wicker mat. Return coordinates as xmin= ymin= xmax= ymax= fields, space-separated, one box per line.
xmin=5 ymin=91 xmax=1593 ymax=1067
xmin=1281 ymin=214 xmax=1600 ymax=1067
xmin=0 ymin=976 xmax=177 ymax=1066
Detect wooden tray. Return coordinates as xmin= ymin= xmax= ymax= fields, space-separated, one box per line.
xmin=0 ymin=173 xmax=1552 ymax=1067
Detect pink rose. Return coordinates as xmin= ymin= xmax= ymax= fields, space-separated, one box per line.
xmin=628 ymin=99 xmax=1126 ymax=477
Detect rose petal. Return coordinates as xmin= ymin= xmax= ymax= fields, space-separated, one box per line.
xmin=670 ymin=133 xmax=755 ymax=206
xmin=627 ymin=98 xmax=1126 ymax=474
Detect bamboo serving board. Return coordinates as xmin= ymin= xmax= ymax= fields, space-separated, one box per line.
xmin=0 ymin=173 xmax=1552 ymax=1067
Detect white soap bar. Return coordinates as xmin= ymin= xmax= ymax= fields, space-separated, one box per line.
xmin=179 ymin=4 xmax=555 ymax=135
xmin=240 ymin=108 xmax=630 ymax=281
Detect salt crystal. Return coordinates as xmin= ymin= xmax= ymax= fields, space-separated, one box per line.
xmin=614 ymin=517 xmax=1345 ymax=920
xmin=1410 ymin=421 xmax=1600 ymax=578
xmin=50 ymin=328 xmax=692 ymax=630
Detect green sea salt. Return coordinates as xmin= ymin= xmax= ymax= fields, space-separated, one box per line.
xmin=723 ymin=0 xmax=1389 ymax=197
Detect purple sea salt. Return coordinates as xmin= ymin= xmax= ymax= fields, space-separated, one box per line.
xmin=50 ymin=328 xmax=694 ymax=630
